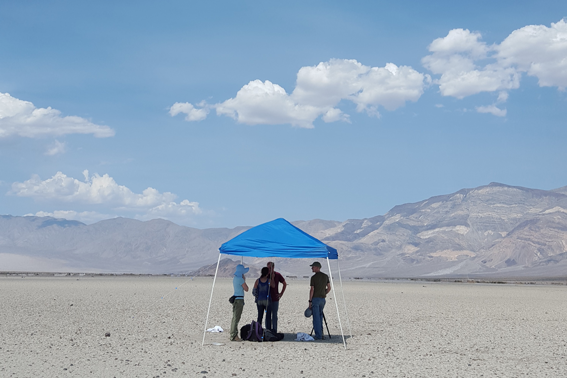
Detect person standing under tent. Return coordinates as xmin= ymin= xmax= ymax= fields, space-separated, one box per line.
xmin=253 ymin=267 xmax=270 ymax=325
xmin=230 ymin=264 xmax=249 ymax=341
xmin=308 ymin=261 xmax=331 ymax=340
xmin=266 ymin=261 xmax=287 ymax=333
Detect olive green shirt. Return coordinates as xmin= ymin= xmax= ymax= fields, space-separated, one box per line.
xmin=310 ymin=272 xmax=329 ymax=298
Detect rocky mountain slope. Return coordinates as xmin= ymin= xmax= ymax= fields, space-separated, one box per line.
xmin=305 ymin=183 xmax=567 ymax=278
xmin=1 ymin=182 xmax=566 ymax=278
xmin=0 ymin=216 xmax=248 ymax=274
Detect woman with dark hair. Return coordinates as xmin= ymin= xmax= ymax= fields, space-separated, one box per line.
xmin=253 ymin=267 xmax=270 ymax=325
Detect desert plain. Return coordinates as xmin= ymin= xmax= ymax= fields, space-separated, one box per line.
xmin=1 ymin=274 xmax=566 ymax=377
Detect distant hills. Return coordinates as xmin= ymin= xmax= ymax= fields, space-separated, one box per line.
xmin=1 ymin=182 xmax=567 ymax=279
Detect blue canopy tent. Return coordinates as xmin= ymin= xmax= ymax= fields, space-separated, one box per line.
xmin=219 ymin=218 xmax=338 ymax=259
xmin=202 ymin=218 xmax=350 ymax=347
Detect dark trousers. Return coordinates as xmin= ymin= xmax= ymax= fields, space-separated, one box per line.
xmin=256 ymin=299 xmax=268 ymax=324
xmin=265 ymin=300 xmax=279 ymax=332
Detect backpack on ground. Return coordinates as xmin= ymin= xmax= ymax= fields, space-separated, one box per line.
xmin=240 ymin=320 xmax=263 ymax=342
xmin=263 ymin=329 xmax=284 ymax=342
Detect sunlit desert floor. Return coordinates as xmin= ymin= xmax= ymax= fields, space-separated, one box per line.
xmin=1 ymin=275 xmax=566 ymax=377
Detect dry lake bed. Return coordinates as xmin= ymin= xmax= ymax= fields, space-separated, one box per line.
xmin=1 ymin=275 xmax=566 ymax=377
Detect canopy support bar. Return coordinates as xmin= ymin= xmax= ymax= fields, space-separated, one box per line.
xmin=327 ymin=257 xmax=346 ymax=349
xmin=336 ymin=258 xmax=352 ymax=338
xmin=202 ymin=253 xmax=222 ymax=346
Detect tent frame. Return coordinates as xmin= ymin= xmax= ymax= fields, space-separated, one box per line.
xmin=202 ymin=254 xmax=351 ymax=349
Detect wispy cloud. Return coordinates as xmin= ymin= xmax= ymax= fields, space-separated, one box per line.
xmin=169 ymin=101 xmax=209 ymax=121
xmin=476 ymin=105 xmax=507 ymax=117
xmin=45 ymin=139 xmax=66 ymax=156
xmin=27 ymin=210 xmax=112 ymax=224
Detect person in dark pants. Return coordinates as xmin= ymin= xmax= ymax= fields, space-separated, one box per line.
xmin=230 ymin=264 xmax=249 ymax=341
xmin=266 ymin=261 xmax=287 ymax=333
xmin=308 ymin=261 xmax=330 ymax=340
xmin=253 ymin=267 xmax=270 ymax=324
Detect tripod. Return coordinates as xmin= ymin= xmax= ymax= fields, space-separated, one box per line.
xmin=310 ymin=311 xmax=331 ymax=339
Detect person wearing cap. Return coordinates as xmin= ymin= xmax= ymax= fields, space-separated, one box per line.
xmin=230 ymin=264 xmax=249 ymax=341
xmin=308 ymin=261 xmax=331 ymax=340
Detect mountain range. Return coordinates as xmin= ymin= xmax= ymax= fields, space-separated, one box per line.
xmin=1 ymin=182 xmax=566 ymax=279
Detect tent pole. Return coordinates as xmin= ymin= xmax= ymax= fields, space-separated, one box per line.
xmin=327 ymin=257 xmax=346 ymax=349
xmin=202 ymin=253 xmax=222 ymax=347
xmin=336 ymin=258 xmax=352 ymax=339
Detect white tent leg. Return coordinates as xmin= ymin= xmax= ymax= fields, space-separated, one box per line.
xmin=327 ymin=257 xmax=346 ymax=349
xmin=336 ymin=259 xmax=352 ymax=339
xmin=202 ymin=253 xmax=222 ymax=347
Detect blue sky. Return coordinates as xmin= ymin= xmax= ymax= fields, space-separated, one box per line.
xmin=1 ymin=1 xmax=566 ymax=228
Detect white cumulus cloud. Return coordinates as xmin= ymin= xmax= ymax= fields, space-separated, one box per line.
xmin=10 ymin=170 xmax=202 ymax=224
xmin=423 ymin=19 xmax=567 ymax=103
xmin=351 ymin=63 xmax=427 ymax=113
xmin=0 ymin=92 xmax=115 ymax=138
xmin=497 ymin=19 xmax=567 ymax=90
xmin=216 ymin=79 xmax=323 ymax=128
xmin=170 ymin=20 xmax=567 ymax=123
xmin=171 ymin=59 xmax=427 ymax=128
xmin=422 ymin=29 xmax=521 ymax=98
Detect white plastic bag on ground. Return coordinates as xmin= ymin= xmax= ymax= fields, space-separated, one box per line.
xmin=206 ymin=326 xmax=224 ymax=332
xmin=295 ymin=332 xmax=314 ymax=341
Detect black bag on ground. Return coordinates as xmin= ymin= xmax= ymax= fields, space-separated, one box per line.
xmin=240 ymin=320 xmax=263 ymax=342
xmin=263 ymin=329 xmax=284 ymax=342
xmin=240 ymin=324 xmax=250 ymax=339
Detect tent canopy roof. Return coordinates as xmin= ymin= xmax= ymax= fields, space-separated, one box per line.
xmin=219 ymin=218 xmax=338 ymax=259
